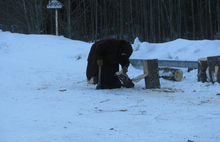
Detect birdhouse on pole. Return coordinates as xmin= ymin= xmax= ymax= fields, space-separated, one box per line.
xmin=46 ymin=0 xmax=64 ymax=9
xmin=46 ymin=0 xmax=64 ymax=36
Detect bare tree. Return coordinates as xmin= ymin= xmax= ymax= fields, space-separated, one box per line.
xmin=178 ymin=0 xmax=181 ymax=38
xmin=191 ymin=0 xmax=195 ymax=39
xmin=66 ymin=0 xmax=72 ymax=38
xmin=217 ymin=0 xmax=220 ymax=36
xmin=157 ymin=0 xmax=161 ymax=42
xmin=208 ymin=0 xmax=213 ymax=39
xmin=196 ymin=0 xmax=204 ymax=39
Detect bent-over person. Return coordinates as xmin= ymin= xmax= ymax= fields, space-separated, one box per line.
xmin=86 ymin=38 xmax=134 ymax=89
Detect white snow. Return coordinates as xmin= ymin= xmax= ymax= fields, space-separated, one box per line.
xmin=0 ymin=30 xmax=220 ymax=142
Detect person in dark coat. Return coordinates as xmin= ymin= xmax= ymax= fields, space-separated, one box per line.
xmin=86 ymin=38 xmax=133 ymax=89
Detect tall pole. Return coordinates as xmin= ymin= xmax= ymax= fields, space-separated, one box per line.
xmin=55 ymin=9 xmax=58 ymax=36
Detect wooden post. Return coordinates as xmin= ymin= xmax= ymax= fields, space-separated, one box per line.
xmin=207 ymin=56 xmax=220 ymax=83
xmin=55 ymin=9 xmax=58 ymax=36
xmin=46 ymin=1 xmax=64 ymax=36
xmin=198 ymin=58 xmax=208 ymax=82
xmin=143 ymin=59 xmax=160 ymax=89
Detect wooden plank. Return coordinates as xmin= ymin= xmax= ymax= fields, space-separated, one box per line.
xmin=130 ymin=59 xmax=198 ymax=69
xmin=132 ymin=73 xmax=148 ymax=83
xmin=158 ymin=60 xmax=198 ymax=68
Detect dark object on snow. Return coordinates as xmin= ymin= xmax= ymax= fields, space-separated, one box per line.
xmin=86 ymin=38 xmax=133 ymax=89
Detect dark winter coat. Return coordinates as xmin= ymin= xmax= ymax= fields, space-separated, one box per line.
xmin=86 ymin=38 xmax=132 ymax=81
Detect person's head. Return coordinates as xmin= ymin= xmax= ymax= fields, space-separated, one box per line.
xmin=121 ymin=42 xmax=133 ymax=59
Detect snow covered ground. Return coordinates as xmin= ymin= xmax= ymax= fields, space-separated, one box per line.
xmin=0 ymin=30 xmax=220 ymax=142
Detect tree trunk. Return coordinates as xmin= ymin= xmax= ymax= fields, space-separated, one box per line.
xmin=95 ymin=0 xmax=98 ymax=41
xmin=178 ymin=0 xmax=181 ymax=38
xmin=103 ymin=0 xmax=107 ymax=37
xmin=129 ymin=0 xmax=134 ymax=40
xmin=161 ymin=1 xmax=166 ymax=42
xmin=22 ymin=0 xmax=31 ymax=33
xmin=157 ymin=0 xmax=161 ymax=42
xmin=183 ymin=3 xmax=188 ymax=39
xmin=208 ymin=0 xmax=213 ymax=39
xmin=196 ymin=0 xmax=204 ymax=39
xmin=205 ymin=0 xmax=208 ymax=39
xmin=218 ymin=0 xmax=220 ymax=35
xmin=91 ymin=1 xmax=95 ymax=41
xmin=34 ymin=0 xmax=40 ymax=34
xmin=66 ymin=0 xmax=72 ymax=38
xmin=150 ymin=0 xmax=155 ymax=42
xmin=169 ymin=0 xmax=173 ymax=40
xmin=191 ymin=0 xmax=195 ymax=39
xmin=119 ymin=0 xmax=123 ymax=39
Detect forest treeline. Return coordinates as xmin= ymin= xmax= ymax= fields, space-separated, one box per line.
xmin=0 ymin=0 xmax=219 ymax=43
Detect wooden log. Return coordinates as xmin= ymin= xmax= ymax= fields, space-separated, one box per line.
xmin=207 ymin=56 xmax=220 ymax=83
xmin=217 ymin=66 xmax=220 ymax=83
xmin=159 ymin=68 xmax=183 ymax=81
xmin=198 ymin=58 xmax=207 ymax=82
xmin=143 ymin=59 xmax=160 ymax=89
